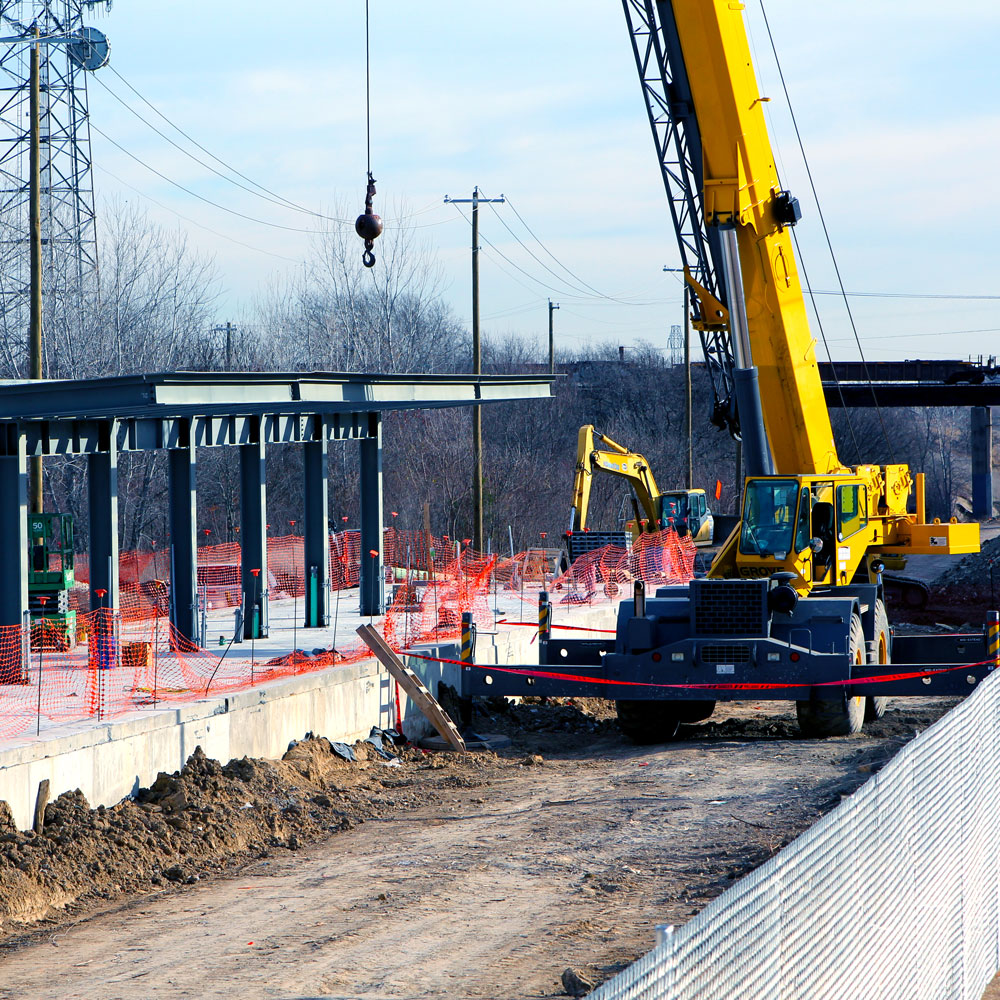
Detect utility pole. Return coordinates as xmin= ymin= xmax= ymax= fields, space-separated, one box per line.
xmin=443 ymin=186 xmax=505 ymax=552
xmin=213 ymin=322 xmax=234 ymax=369
xmin=28 ymin=25 xmax=42 ymax=514
xmin=664 ymin=267 xmax=693 ymax=491
xmin=548 ymin=299 xmax=560 ymax=375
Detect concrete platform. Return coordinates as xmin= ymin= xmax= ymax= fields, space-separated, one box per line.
xmin=0 ymin=599 xmax=618 ymax=830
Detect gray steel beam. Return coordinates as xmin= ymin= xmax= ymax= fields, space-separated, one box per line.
xmin=359 ymin=412 xmax=384 ymax=617
xmin=303 ymin=433 xmax=330 ymax=628
xmin=0 ymin=435 xmax=27 ymax=631
xmin=825 ymin=383 xmax=1000 ymax=407
xmin=168 ymin=444 xmax=198 ymax=643
xmin=972 ymin=406 xmax=994 ymax=519
xmin=88 ymin=440 xmax=119 ymax=612
xmin=239 ymin=434 xmax=268 ymax=639
xmin=0 ymin=372 xmax=554 ymax=422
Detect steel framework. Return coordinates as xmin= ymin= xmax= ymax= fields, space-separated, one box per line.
xmin=622 ymin=0 xmax=738 ymax=436
xmin=0 ymin=0 xmax=107 ymax=351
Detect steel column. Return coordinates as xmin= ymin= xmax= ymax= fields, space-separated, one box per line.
xmin=88 ymin=443 xmax=119 ymax=612
xmin=0 ymin=435 xmax=28 ymax=628
xmin=972 ymin=406 xmax=994 ymax=519
xmin=168 ymin=444 xmax=198 ymax=643
xmin=303 ymin=434 xmax=330 ymax=627
xmin=239 ymin=436 xmax=268 ymax=639
xmin=359 ymin=412 xmax=384 ymax=616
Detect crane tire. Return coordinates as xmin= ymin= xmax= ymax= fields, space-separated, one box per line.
xmin=672 ymin=700 xmax=716 ymax=724
xmin=796 ymin=614 xmax=867 ymax=738
xmin=865 ymin=600 xmax=890 ymax=722
xmin=615 ymin=701 xmax=682 ymax=744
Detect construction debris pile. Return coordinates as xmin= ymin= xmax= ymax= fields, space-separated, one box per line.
xmin=0 ymin=736 xmax=502 ymax=939
xmin=935 ymin=534 xmax=1000 ymax=596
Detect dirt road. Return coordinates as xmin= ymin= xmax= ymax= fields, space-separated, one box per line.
xmin=0 ymin=698 xmax=957 ymax=1000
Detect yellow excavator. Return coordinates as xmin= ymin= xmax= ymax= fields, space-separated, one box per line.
xmin=566 ymin=425 xmax=713 ymax=559
xmin=463 ymin=0 xmax=990 ymax=742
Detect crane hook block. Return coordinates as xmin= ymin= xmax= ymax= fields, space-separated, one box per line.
xmin=356 ymin=172 xmax=383 ymax=268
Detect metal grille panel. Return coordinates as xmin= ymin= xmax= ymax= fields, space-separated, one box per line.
xmin=691 ymin=579 xmax=768 ymax=637
xmin=700 ymin=644 xmax=751 ymax=664
xmin=588 ymin=669 xmax=1000 ymax=1000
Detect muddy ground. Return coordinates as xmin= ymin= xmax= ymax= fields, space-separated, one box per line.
xmin=0 ymin=695 xmax=962 ymax=999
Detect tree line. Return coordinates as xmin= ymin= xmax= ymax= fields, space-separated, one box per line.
xmin=0 ymin=200 xmax=976 ymax=558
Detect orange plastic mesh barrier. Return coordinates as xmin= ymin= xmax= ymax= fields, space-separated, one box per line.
xmin=0 ymin=532 xmax=695 ymax=742
xmin=499 ymin=529 xmax=696 ymax=605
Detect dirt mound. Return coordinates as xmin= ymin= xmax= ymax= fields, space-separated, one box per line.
xmin=935 ymin=534 xmax=1000 ymax=599
xmin=0 ymin=735 xmax=500 ymax=939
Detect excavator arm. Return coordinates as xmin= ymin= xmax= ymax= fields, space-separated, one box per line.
xmin=569 ymin=425 xmax=662 ymax=535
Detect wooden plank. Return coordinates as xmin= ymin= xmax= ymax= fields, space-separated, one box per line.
xmin=356 ymin=624 xmax=466 ymax=752
xmin=33 ymin=778 xmax=49 ymax=834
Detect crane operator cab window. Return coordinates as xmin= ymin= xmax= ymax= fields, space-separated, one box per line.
xmin=794 ymin=487 xmax=812 ymax=554
xmin=837 ymin=484 xmax=868 ymax=540
xmin=740 ymin=479 xmax=798 ymax=558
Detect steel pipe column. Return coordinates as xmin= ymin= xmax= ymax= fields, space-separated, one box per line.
xmin=88 ymin=439 xmax=119 ymax=612
xmin=972 ymin=406 xmax=994 ymax=519
xmin=303 ymin=433 xmax=330 ymax=627
xmin=359 ymin=412 xmax=384 ymax=617
xmin=239 ymin=435 xmax=268 ymax=639
xmin=168 ymin=443 xmax=198 ymax=643
xmin=0 ymin=435 xmax=28 ymax=628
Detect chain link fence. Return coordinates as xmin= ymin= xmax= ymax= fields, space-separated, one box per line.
xmin=591 ymin=673 xmax=1000 ymax=1000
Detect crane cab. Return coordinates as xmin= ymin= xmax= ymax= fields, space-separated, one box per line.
xmin=722 ymin=474 xmax=875 ymax=593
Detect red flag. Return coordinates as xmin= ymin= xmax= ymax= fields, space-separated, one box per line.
xmin=715 ymin=479 xmax=722 ymax=501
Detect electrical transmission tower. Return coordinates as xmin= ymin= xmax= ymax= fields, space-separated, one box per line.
xmin=668 ymin=323 xmax=684 ymax=366
xmin=0 ymin=0 xmax=110 ymax=359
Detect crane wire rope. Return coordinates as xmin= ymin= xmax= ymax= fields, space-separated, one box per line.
xmin=365 ymin=0 xmax=372 ymax=179
xmin=757 ymin=0 xmax=894 ymax=462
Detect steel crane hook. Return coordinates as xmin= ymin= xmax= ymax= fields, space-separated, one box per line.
xmin=355 ymin=172 xmax=383 ymax=269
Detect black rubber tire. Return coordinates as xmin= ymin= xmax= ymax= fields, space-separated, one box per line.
xmin=672 ymin=700 xmax=716 ymax=724
xmin=796 ymin=614 xmax=867 ymax=738
xmin=865 ymin=600 xmax=890 ymax=722
xmin=615 ymin=701 xmax=682 ymax=744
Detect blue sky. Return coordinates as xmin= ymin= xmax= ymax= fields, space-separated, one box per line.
xmin=82 ymin=0 xmax=1000 ymax=362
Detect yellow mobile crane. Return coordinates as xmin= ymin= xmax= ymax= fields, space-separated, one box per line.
xmin=567 ymin=425 xmax=714 ymax=552
xmin=463 ymin=0 xmax=991 ymax=742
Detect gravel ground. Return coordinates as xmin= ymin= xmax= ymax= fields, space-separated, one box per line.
xmin=0 ymin=694 xmax=964 ymax=999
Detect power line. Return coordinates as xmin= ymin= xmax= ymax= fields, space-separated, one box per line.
xmin=91 ymin=122 xmax=322 ymax=234
xmin=93 ymin=162 xmax=302 ymax=263
xmin=483 ymin=190 xmax=660 ymax=305
xmin=807 ymin=289 xmax=1000 ymax=302
xmin=481 ymin=197 xmax=599 ymax=300
xmin=92 ymin=71 xmax=343 ymax=223
xmin=106 ymin=64 xmax=346 ymax=224
xmin=502 ymin=195 xmax=633 ymax=303
xmin=449 ymin=200 xmax=665 ymax=306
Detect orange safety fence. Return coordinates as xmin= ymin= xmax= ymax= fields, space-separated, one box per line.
xmin=3 ymin=530 xmax=695 ymax=742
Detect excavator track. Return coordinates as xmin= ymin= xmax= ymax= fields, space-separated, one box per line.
xmin=880 ymin=574 xmax=930 ymax=611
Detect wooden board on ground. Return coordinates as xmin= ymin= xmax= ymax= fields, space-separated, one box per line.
xmin=356 ymin=624 xmax=466 ymax=752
